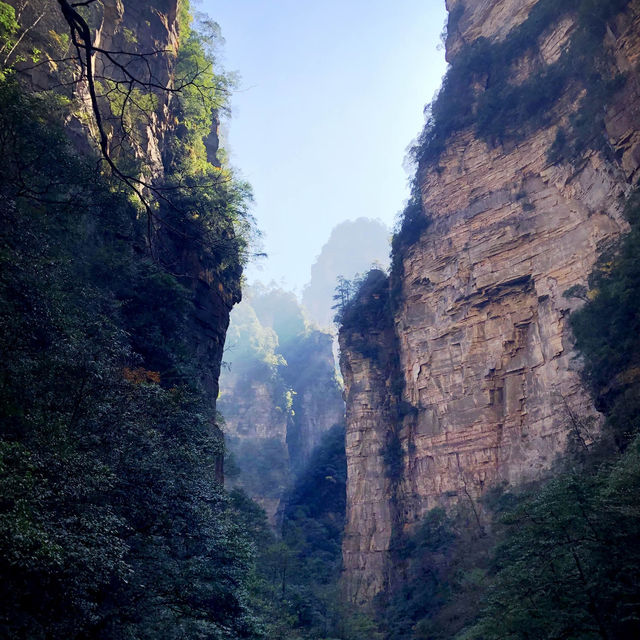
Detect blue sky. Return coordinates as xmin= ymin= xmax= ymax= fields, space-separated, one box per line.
xmin=201 ymin=0 xmax=448 ymax=293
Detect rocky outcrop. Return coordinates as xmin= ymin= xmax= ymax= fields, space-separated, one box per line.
xmin=284 ymin=330 xmax=345 ymax=473
xmin=341 ymin=0 xmax=640 ymax=603
xmin=220 ymin=328 xmax=344 ymax=527
xmin=6 ymin=0 xmax=238 ymax=444
xmin=339 ymin=272 xmax=402 ymax=600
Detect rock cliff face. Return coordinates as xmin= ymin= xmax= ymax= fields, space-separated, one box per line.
xmin=220 ymin=329 xmax=345 ymax=526
xmin=284 ymin=331 xmax=346 ymax=473
xmin=220 ymin=374 xmax=292 ymax=524
xmin=9 ymin=0 xmax=184 ymax=175
xmin=7 ymin=0 xmax=239 ymax=453
xmin=341 ymin=0 xmax=640 ymax=603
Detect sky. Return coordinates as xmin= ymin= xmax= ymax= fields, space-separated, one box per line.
xmin=201 ymin=0 xmax=448 ymax=293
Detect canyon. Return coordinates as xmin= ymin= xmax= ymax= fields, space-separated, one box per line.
xmin=3 ymin=0 xmax=640 ymax=636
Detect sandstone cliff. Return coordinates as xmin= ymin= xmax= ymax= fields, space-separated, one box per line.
xmin=220 ymin=322 xmax=344 ymax=526
xmin=341 ymin=0 xmax=640 ymax=603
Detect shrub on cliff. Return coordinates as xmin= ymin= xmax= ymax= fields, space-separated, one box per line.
xmin=570 ymin=190 xmax=640 ymax=449
xmin=412 ymin=0 xmax=631 ymax=167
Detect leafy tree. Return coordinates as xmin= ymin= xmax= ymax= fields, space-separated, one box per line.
xmin=332 ymin=274 xmax=359 ymax=322
xmin=463 ymin=443 xmax=640 ymax=640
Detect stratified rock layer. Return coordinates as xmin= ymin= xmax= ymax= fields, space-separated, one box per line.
xmin=341 ymin=0 xmax=640 ymax=603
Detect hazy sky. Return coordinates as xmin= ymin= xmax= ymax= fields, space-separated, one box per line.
xmin=202 ymin=0 xmax=448 ymax=293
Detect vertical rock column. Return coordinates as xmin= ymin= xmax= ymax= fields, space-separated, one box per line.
xmin=339 ymin=273 xmax=403 ymax=603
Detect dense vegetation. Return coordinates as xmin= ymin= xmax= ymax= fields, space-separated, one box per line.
xmin=0 ymin=2 xmax=260 ymax=637
xmin=3 ymin=0 xmax=640 ymax=638
xmin=570 ymin=190 xmax=640 ymax=450
xmin=0 ymin=79 xmax=258 ymax=639
xmin=230 ymin=425 xmax=381 ymax=640
xmin=416 ymin=0 xmax=631 ymax=165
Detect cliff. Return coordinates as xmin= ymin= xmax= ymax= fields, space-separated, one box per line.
xmin=8 ymin=1 xmax=179 ymax=171
xmin=220 ymin=304 xmax=345 ymax=526
xmin=341 ymin=0 xmax=640 ymax=603
xmin=5 ymin=0 xmax=240 ymax=407
xmin=220 ymin=370 xmax=292 ymax=524
xmin=0 ymin=3 xmax=260 ymax=635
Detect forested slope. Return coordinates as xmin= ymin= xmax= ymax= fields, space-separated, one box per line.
xmin=0 ymin=1 xmax=257 ymax=636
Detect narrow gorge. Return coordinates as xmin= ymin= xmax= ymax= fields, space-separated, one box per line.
xmin=2 ymin=0 xmax=640 ymax=639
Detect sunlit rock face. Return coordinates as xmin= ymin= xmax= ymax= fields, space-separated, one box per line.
xmin=339 ymin=288 xmax=399 ymax=601
xmin=445 ymin=0 xmax=539 ymax=58
xmin=341 ymin=0 xmax=640 ymax=604
xmin=8 ymin=0 xmax=182 ymax=175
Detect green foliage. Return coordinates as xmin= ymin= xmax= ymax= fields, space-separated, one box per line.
xmin=0 ymin=69 xmax=257 ymax=640
xmin=379 ymin=509 xmax=459 ymax=640
xmin=389 ymin=185 xmax=430 ymax=307
xmin=223 ymin=284 xmax=310 ymax=373
xmin=237 ymin=425 xmax=377 ymax=640
xmin=224 ymin=300 xmax=283 ymax=370
xmin=0 ymin=1 xmax=18 ymax=75
xmin=338 ymin=269 xmax=390 ymax=338
xmin=570 ymin=190 xmax=640 ymax=448
xmin=227 ymin=436 xmax=291 ymax=500
xmin=227 ymin=426 xmax=382 ymax=640
xmin=378 ymin=444 xmax=640 ymax=640
xmin=284 ymin=424 xmax=347 ymax=551
xmin=172 ymin=2 xmax=234 ymax=176
xmin=465 ymin=443 xmax=640 ymax=639
xmin=0 ymin=0 xmax=19 ymax=78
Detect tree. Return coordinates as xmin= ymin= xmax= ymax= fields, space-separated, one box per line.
xmin=332 ymin=274 xmax=358 ymax=322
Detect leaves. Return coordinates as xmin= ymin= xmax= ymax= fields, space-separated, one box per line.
xmin=0 ymin=69 xmax=257 ymax=639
